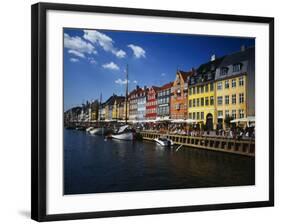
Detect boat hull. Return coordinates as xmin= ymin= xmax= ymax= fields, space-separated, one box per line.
xmin=112 ymin=132 xmax=134 ymax=141
xmin=89 ymin=128 xmax=106 ymax=135
xmin=154 ymin=138 xmax=174 ymax=146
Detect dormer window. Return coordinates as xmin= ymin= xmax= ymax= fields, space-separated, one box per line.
xmin=233 ymin=63 xmax=242 ymax=72
xmin=220 ymin=67 xmax=228 ymax=76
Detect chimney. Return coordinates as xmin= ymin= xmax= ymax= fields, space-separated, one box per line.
xmin=241 ymin=45 xmax=246 ymax=52
xmin=144 ymin=85 xmax=147 ymax=90
xmin=136 ymin=85 xmax=140 ymax=90
xmin=211 ymin=54 xmax=216 ymax=61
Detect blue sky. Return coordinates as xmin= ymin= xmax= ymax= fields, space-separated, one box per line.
xmin=64 ymin=28 xmax=254 ymax=111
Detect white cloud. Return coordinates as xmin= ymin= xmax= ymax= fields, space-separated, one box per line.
xmin=64 ymin=33 xmax=97 ymax=55
xmin=161 ymin=73 xmax=166 ymax=76
xmin=70 ymin=58 xmax=79 ymax=63
xmin=102 ymin=62 xmax=120 ymax=70
xmin=133 ymin=80 xmax=138 ymax=84
xmin=115 ymin=79 xmax=130 ymax=85
xmin=115 ymin=50 xmax=126 ymax=58
xmin=83 ymin=30 xmax=126 ymax=58
xmin=68 ymin=49 xmax=85 ymax=58
xmin=127 ymin=44 xmax=146 ymax=58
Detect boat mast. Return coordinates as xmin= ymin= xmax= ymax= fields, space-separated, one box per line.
xmin=125 ymin=64 xmax=128 ymax=124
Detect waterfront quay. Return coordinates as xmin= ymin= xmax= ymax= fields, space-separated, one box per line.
xmin=65 ymin=121 xmax=255 ymax=157
xmin=141 ymin=131 xmax=254 ymax=157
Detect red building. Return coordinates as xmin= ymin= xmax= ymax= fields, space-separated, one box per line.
xmin=146 ymin=86 xmax=159 ymax=120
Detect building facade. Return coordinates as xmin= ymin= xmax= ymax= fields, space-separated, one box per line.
xmin=188 ymin=56 xmax=224 ymax=130
xmin=146 ymin=86 xmax=159 ymax=120
xmin=113 ymin=96 xmax=126 ymax=120
xmin=214 ymin=46 xmax=255 ymax=129
xmin=157 ymin=82 xmax=173 ymax=119
xmin=137 ymin=87 xmax=147 ymax=120
xmin=128 ymin=89 xmax=138 ymax=121
xmin=90 ymin=100 xmax=99 ymax=121
xmin=170 ymin=70 xmax=193 ymax=119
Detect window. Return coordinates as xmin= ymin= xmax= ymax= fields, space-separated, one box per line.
xmin=232 ymin=94 xmax=236 ymax=104
xmin=205 ymin=97 xmax=209 ymax=106
xmin=193 ymin=99 xmax=196 ymax=107
xmin=239 ymin=77 xmax=244 ymax=86
xmin=189 ymin=100 xmax=192 ymax=108
xmin=201 ymin=86 xmax=204 ymax=93
xmin=210 ymin=96 xmax=214 ymax=105
xmin=189 ymin=113 xmax=192 ymax=118
xmin=189 ymin=88 xmax=192 ymax=95
xmin=193 ymin=112 xmax=196 ymax=120
xmin=205 ymin=84 xmax=209 ymax=92
xmin=225 ymin=95 xmax=229 ymax=105
xmin=218 ymin=110 xmax=223 ymax=117
xmin=197 ymin=86 xmax=200 ymax=94
xmin=233 ymin=63 xmax=241 ymax=72
xmin=201 ymin=112 xmax=204 ymax=120
xmin=239 ymin=109 xmax=245 ymax=118
xmin=239 ymin=93 xmax=244 ymax=103
xmin=217 ymin=81 xmax=222 ymax=90
xmin=201 ymin=97 xmax=204 ymax=106
xmin=225 ymin=80 xmax=229 ymax=89
xmin=225 ymin=110 xmax=229 ymax=118
xmin=232 ymin=79 xmax=236 ymax=88
xmin=193 ymin=87 xmax=196 ymax=94
xmin=220 ymin=67 xmax=228 ymax=76
xmin=197 ymin=112 xmax=200 ymax=120
xmin=197 ymin=98 xmax=200 ymax=107
xmin=210 ymin=83 xmax=214 ymax=91
xmin=217 ymin=96 xmax=223 ymax=105
xmin=232 ymin=110 xmax=236 ymax=119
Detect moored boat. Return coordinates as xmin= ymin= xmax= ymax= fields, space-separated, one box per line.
xmin=111 ymin=125 xmax=134 ymax=141
xmin=89 ymin=127 xmax=106 ymax=135
xmin=86 ymin=127 xmax=94 ymax=132
xmin=154 ymin=137 xmax=174 ymax=147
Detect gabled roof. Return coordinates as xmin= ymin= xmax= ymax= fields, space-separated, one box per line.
xmin=149 ymin=86 xmax=160 ymax=92
xmin=104 ymin=94 xmax=124 ymax=106
xmin=158 ymin=82 xmax=173 ymax=91
xmin=115 ymin=96 xmax=125 ymax=104
xmin=178 ymin=70 xmax=194 ymax=81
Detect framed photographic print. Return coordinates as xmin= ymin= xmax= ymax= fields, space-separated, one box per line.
xmin=31 ymin=2 xmax=274 ymax=222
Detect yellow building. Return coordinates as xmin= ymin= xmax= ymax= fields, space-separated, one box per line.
xmin=215 ymin=74 xmax=247 ymax=129
xmin=188 ymin=56 xmax=224 ymax=130
xmin=112 ymin=96 xmax=126 ymax=120
xmin=214 ymin=46 xmax=255 ymax=129
xmin=188 ymin=47 xmax=254 ymax=130
xmin=188 ymin=82 xmax=216 ymax=129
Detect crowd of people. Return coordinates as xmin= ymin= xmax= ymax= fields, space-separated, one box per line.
xmin=134 ymin=122 xmax=255 ymax=140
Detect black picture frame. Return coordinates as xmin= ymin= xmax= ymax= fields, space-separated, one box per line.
xmin=31 ymin=2 xmax=274 ymax=222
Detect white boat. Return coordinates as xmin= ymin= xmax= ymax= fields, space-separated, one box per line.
xmin=154 ymin=137 xmax=174 ymax=147
xmin=111 ymin=125 xmax=134 ymax=141
xmin=89 ymin=127 xmax=105 ymax=135
xmin=86 ymin=127 xmax=94 ymax=132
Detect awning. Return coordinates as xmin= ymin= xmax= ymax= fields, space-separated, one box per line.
xmin=230 ymin=116 xmax=255 ymax=123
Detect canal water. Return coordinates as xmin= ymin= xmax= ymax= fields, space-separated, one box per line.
xmin=64 ymin=129 xmax=255 ymax=195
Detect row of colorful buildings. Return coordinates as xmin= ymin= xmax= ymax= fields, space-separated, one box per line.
xmin=64 ymin=46 xmax=255 ymax=130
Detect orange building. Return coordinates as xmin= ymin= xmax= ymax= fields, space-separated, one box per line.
xmin=170 ymin=70 xmax=194 ymax=119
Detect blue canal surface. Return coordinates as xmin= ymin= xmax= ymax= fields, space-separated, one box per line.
xmin=64 ymin=129 xmax=255 ymax=195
